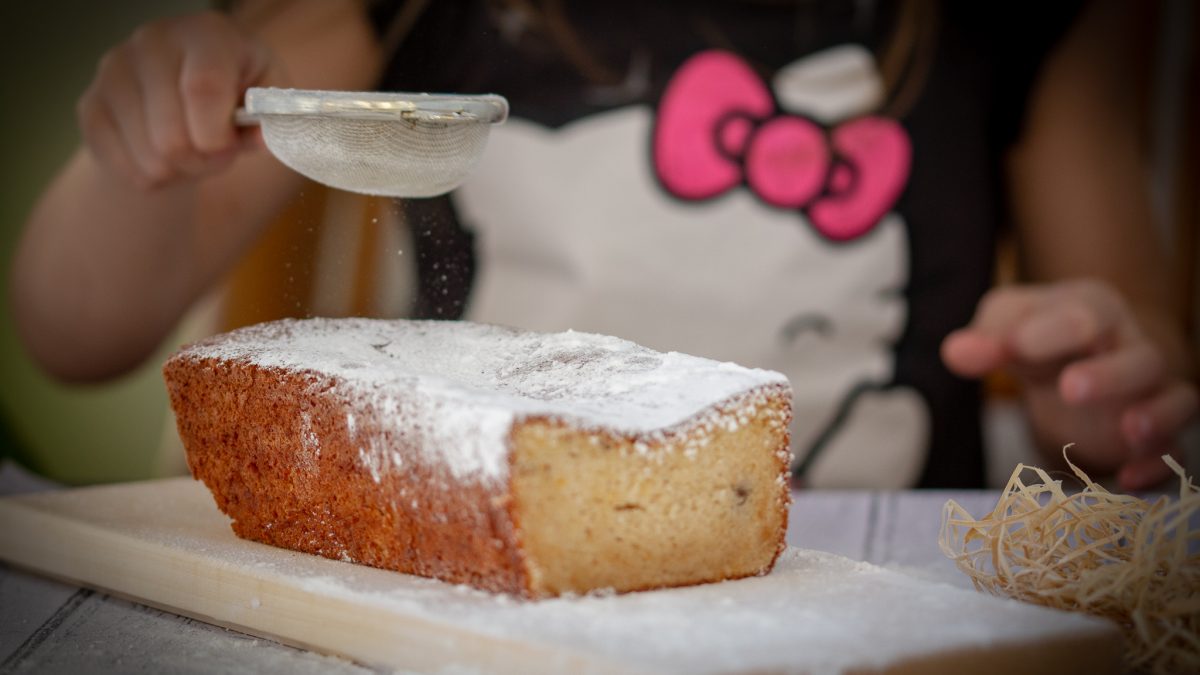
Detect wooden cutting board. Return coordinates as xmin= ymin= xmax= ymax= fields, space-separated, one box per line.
xmin=0 ymin=479 xmax=1120 ymax=674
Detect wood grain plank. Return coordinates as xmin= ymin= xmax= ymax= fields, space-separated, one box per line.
xmin=867 ymin=491 xmax=1001 ymax=589
xmin=786 ymin=490 xmax=874 ymax=560
xmin=3 ymin=591 xmax=375 ymax=675
xmin=0 ymin=564 xmax=81 ymax=663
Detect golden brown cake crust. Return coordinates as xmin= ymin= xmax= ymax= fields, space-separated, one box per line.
xmin=166 ymin=357 xmax=532 ymax=595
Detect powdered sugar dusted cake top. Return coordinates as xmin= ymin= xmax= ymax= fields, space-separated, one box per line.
xmin=175 ymin=318 xmax=791 ymax=483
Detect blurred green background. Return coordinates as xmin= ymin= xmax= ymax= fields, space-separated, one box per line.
xmin=1 ymin=1 xmax=205 ymax=483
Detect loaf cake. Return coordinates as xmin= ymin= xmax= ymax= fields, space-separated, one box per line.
xmin=163 ymin=318 xmax=792 ymax=598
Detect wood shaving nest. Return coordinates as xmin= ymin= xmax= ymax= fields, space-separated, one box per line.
xmin=939 ymin=448 xmax=1199 ymax=675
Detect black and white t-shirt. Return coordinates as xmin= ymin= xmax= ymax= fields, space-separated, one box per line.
xmin=369 ymin=0 xmax=1080 ymax=488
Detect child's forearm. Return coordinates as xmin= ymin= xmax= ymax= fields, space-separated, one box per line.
xmin=10 ymin=148 xmax=297 ymax=381
xmin=11 ymin=0 xmax=384 ymax=382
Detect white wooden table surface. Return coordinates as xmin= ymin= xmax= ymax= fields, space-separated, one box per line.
xmin=0 ymin=461 xmax=1002 ymax=674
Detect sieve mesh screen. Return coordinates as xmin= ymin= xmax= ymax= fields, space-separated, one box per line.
xmin=243 ymin=88 xmax=507 ymax=198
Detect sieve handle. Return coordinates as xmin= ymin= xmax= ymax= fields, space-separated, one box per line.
xmin=234 ymin=108 xmax=258 ymax=126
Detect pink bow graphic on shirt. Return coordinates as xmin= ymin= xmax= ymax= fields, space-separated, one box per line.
xmin=653 ymin=50 xmax=911 ymax=241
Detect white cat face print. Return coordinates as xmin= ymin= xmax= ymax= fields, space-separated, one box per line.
xmin=454 ymin=45 xmax=930 ymax=488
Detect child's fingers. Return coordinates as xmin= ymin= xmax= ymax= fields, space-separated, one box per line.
xmin=941 ymin=286 xmax=1050 ymax=378
xmin=133 ymin=34 xmax=208 ymax=178
xmin=1010 ymin=298 xmax=1118 ymax=364
xmin=1058 ymin=341 xmax=1164 ymax=404
xmin=1120 ymin=381 xmax=1200 ymax=450
xmin=78 ymin=98 xmax=146 ymax=190
xmin=941 ymin=286 xmax=1042 ymax=377
xmin=179 ymin=19 xmax=244 ymax=154
xmin=1007 ymin=280 xmax=1130 ymax=364
xmin=962 ymin=286 xmax=1043 ymax=336
xmin=94 ymin=47 xmax=170 ymax=186
xmin=233 ymin=40 xmax=272 ymax=153
xmin=966 ymin=281 xmax=1130 ymax=368
xmin=196 ymin=146 xmax=241 ymax=176
xmin=239 ymin=38 xmax=272 ymax=90
xmin=940 ymin=329 xmax=1006 ymax=378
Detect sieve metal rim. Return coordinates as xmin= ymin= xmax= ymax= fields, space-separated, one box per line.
xmin=244 ymin=88 xmax=508 ymax=124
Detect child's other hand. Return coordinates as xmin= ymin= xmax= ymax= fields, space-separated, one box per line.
xmin=940 ymin=279 xmax=1197 ymax=491
xmin=77 ymin=11 xmax=281 ymax=190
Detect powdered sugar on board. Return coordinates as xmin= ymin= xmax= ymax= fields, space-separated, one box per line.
xmin=171 ymin=318 xmax=790 ymax=482
xmin=326 ymin=549 xmax=1108 ymax=674
xmin=0 ymin=479 xmax=1118 ymax=675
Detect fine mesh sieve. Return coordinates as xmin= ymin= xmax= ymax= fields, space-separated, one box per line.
xmin=238 ymin=88 xmax=509 ymax=198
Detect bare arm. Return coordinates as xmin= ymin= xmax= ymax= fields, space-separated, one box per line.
xmin=943 ymin=0 xmax=1197 ymax=489
xmin=1009 ymin=0 xmax=1186 ymax=370
xmin=10 ymin=0 xmax=383 ymax=382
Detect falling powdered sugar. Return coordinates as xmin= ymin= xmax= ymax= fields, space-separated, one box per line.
xmin=174 ymin=318 xmax=790 ymax=484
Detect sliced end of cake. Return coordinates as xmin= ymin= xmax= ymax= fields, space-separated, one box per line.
xmin=508 ymin=387 xmax=791 ymax=597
